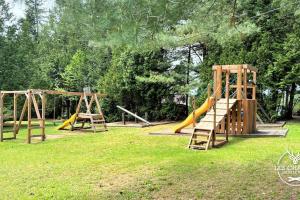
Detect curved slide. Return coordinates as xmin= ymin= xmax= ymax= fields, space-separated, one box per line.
xmin=173 ymin=97 xmax=213 ymax=133
xmin=57 ymin=113 xmax=77 ymax=130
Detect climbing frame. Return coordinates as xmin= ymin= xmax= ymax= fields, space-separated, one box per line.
xmin=0 ymin=89 xmax=107 ymax=144
xmin=189 ymin=64 xmax=258 ymax=150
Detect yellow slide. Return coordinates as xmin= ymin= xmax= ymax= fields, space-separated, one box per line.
xmin=173 ymin=97 xmax=214 ymax=133
xmin=57 ymin=113 xmax=77 ymax=130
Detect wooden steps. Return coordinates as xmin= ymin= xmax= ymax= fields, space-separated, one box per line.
xmin=188 ymin=98 xmax=237 ymax=150
xmin=75 ymin=113 xmax=107 ymax=133
xmin=188 ymin=129 xmax=213 ymax=150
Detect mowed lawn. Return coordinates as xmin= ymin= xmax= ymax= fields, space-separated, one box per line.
xmin=0 ymin=120 xmax=300 ymax=199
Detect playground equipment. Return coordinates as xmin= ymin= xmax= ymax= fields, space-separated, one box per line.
xmin=58 ymin=91 xmax=107 ymax=133
xmin=178 ymin=64 xmax=258 ymax=150
xmin=117 ymin=105 xmax=151 ymax=125
xmin=0 ymin=89 xmax=107 ymax=144
xmin=173 ymin=97 xmax=214 ymax=133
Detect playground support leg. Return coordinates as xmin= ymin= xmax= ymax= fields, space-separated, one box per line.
xmin=41 ymin=92 xmax=46 ymax=141
xmin=27 ymin=90 xmax=32 ymax=144
xmin=13 ymin=94 xmax=18 ymax=139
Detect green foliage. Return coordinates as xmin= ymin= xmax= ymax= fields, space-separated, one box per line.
xmin=0 ymin=0 xmax=299 ymax=120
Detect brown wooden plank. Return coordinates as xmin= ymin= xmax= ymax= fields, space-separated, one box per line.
xmin=216 ymin=65 xmax=222 ymax=99
xmin=13 ymin=94 xmax=17 ymax=138
xmin=243 ymin=68 xmax=247 ymax=99
xmin=237 ymin=101 xmax=242 ymax=134
xmin=232 ymin=104 xmax=236 ymax=134
xmin=252 ymin=72 xmax=256 ymax=99
xmin=201 ymin=115 xmax=224 ymax=123
xmin=225 ymin=70 xmax=230 ymax=139
xmin=242 ymin=100 xmax=248 ymax=134
xmin=237 ymin=65 xmax=242 ymax=100
xmin=27 ymin=91 xmax=32 ymax=144
xmin=41 ymin=92 xmax=46 ymax=141
xmin=17 ymin=98 xmax=28 ymax=134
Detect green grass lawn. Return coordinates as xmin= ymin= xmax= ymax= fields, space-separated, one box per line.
xmin=0 ymin=120 xmax=300 ymax=199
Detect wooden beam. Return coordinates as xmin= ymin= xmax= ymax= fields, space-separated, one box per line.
xmin=13 ymin=94 xmax=18 ymax=139
xmin=75 ymin=95 xmax=84 ymax=115
xmin=31 ymin=94 xmax=42 ymax=125
xmin=84 ymin=93 xmax=91 ymax=114
xmin=237 ymin=65 xmax=242 ymax=100
xmin=41 ymin=92 xmax=46 ymax=141
xmin=216 ymin=65 xmax=222 ymax=99
xmin=237 ymin=101 xmax=242 ymax=134
xmin=212 ymin=64 xmax=258 ymax=73
xmin=243 ymin=68 xmax=247 ymax=99
xmin=87 ymin=95 xmax=95 ymax=112
xmin=16 ymin=98 xmax=28 ymax=134
xmin=225 ymin=70 xmax=230 ymax=140
xmin=42 ymin=90 xmax=106 ymax=97
xmin=27 ymin=91 xmax=32 ymax=144
xmin=252 ymin=72 xmax=256 ymax=100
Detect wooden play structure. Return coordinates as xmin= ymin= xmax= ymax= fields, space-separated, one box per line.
xmin=117 ymin=105 xmax=151 ymax=126
xmin=0 ymin=89 xmax=107 ymax=144
xmin=188 ymin=64 xmax=257 ymax=150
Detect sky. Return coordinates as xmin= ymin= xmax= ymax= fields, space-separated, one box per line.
xmin=5 ymin=0 xmax=55 ymax=19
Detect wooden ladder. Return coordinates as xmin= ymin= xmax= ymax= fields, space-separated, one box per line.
xmin=188 ymin=128 xmax=213 ymax=150
xmin=89 ymin=114 xmax=107 ymax=133
xmin=188 ymin=98 xmax=237 ymax=150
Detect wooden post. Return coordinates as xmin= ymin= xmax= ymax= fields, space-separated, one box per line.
xmin=32 ymin=94 xmax=42 ymax=126
xmin=243 ymin=68 xmax=247 ymax=99
xmin=13 ymin=94 xmax=18 ymax=139
xmin=0 ymin=93 xmax=4 ymax=142
xmin=94 ymin=94 xmax=107 ymax=130
xmin=252 ymin=72 xmax=256 ymax=100
xmin=232 ymin=104 xmax=236 ymax=134
xmin=75 ymin=95 xmax=83 ymax=114
xmin=53 ymin=97 xmax=56 ymax=125
xmin=122 ymin=113 xmax=125 ymax=125
xmin=237 ymin=65 xmax=242 ymax=100
xmin=27 ymin=90 xmax=32 ymax=144
xmin=212 ymin=97 xmax=216 ymax=147
xmin=41 ymin=92 xmax=46 ymax=141
xmin=216 ymin=65 xmax=222 ymax=99
xmin=253 ymin=72 xmax=257 ymax=131
xmin=16 ymin=98 xmax=28 ymax=134
xmin=236 ymin=65 xmax=242 ymax=134
xmin=225 ymin=70 xmax=230 ymax=140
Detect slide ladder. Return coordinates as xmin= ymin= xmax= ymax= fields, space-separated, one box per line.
xmin=188 ymin=98 xmax=237 ymax=150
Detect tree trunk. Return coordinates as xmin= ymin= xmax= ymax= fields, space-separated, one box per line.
xmin=286 ymin=82 xmax=296 ymax=119
xmin=186 ymin=45 xmax=191 ymax=116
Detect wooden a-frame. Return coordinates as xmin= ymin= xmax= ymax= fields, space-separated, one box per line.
xmin=0 ymin=89 xmax=107 ymax=144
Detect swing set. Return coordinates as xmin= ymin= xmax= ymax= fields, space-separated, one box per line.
xmin=0 ymin=89 xmax=107 ymax=144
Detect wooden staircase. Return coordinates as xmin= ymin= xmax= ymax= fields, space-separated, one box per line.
xmin=188 ymin=98 xmax=237 ymax=150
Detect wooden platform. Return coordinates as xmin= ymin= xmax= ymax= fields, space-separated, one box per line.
xmin=256 ymin=121 xmax=286 ymax=129
xmin=149 ymin=127 xmax=288 ymax=138
xmin=107 ymin=121 xmax=175 ymax=128
xmin=233 ymin=128 xmax=288 ymax=137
